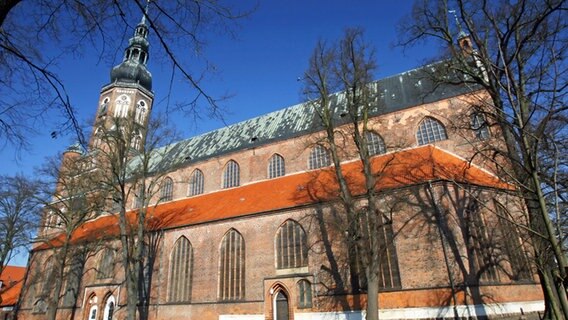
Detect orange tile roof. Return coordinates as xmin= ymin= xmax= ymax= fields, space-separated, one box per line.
xmin=0 ymin=266 xmax=26 ymax=307
xmin=0 ymin=266 xmax=25 ymax=286
xmin=37 ymin=145 xmax=511 ymax=250
xmin=0 ymin=280 xmax=22 ymax=306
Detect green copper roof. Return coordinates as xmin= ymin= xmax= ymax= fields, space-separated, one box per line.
xmin=144 ymin=61 xmax=480 ymax=174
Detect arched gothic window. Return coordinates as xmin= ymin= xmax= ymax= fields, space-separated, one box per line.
xmin=114 ymin=94 xmax=131 ymax=118
xmin=268 ymin=154 xmax=285 ymax=179
xmin=130 ymin=130 xmax=142 ymax=150
xmin=365 ymin=131 xmax=387 ymax=156
xmin=308 ymin=145 xmax=331 ymax=170
xmin=356 ymin=206 xmax=401 ymax=289
xmin=465 ymin=200 xmax=499 ymax=282
xmin=102 ymin=295 xmax=115 ymax=320
xmin=223 ymin=160 xmax=240 ymax=188
xmin=161 ymin=177 xmax=174 ymax=202
xmin=219 ymin=229 xmax=245 ymax=301
xmin=416 ymin=117 xmax=448 ymax=145
xmin=135 ymin=100 xmax=147 ymax=124
xmin=88 ymin=306 xmax=98 ymax=320
xmin=92 ymin=127 xmax=103 ymax=149
xmin=188 ymin=169 xmax=204 ymax=196
xmin=471 ymin=111 xmax=490 ymax=140
xmin=168 ymin=237 xmax=193 ymax=302
xmin=99 ymin=97 xmax=109 ymax=117
xmin=494 ymin=202 xmax=532 ymax=280
xmin=297 ymin=280 xmax=312 ymax=308
xmin=133 ymin=187 xmax=144 ymax=209
xmin=275 ymin=220 xmax=308 ymax=269
xmin=40 ymin=256 xmax=56 ymax=296
xmin=97 ymin=249 xmax=114 ymax=279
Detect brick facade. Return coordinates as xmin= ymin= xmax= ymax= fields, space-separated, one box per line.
xmin=15 ymin=31 xmax=544 ymax=319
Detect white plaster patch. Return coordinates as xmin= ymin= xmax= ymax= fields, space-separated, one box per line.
xmin=221 ymin=300 xmax=544 ymax=320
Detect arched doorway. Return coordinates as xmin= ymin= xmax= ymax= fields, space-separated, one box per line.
xmin=273 ymin=290 xmax=289 ymax=320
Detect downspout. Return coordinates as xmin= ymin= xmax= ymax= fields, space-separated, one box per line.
xmin=427 ymin=181 xmax=459 ymax=319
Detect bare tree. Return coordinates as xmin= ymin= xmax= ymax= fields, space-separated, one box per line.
xmin=0 ymin=0 xmax=251 ymax=151
xmin=0 ymin=174 xmax=41 ymax=293
xmin=302 ymin=28 xmax=391 ymax=320
xmin=95 ymin=114 xmax=176 ymax=320
xmin=397 ymin=0 xmax=568 ymax=318
xmin=31 ymin=150 xmax=107 ymax=320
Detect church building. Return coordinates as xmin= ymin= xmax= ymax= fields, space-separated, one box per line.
xmin=16 ymin=10 xmax=544 ymax=320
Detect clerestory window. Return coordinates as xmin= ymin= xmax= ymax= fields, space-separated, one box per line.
xmin=308 ymin=145 xmax=331 ymax=170
xmin=188 ymin=169 xmax=204 ymax=196
xmin=223 ymin=160 xmax=240 ymax=188
xmin=365 ymin=131 xmax=387 ymax=156
xmin=268 ymin=154 xmax=285 ymax=179
xmin=416 ymin=117 xmax=448 ymax=145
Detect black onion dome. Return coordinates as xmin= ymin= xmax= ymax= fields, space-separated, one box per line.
xmin=111 ymin=61 xmax=152 ymax=91
xmin=110 ymin=20 xmax=152 ymax=91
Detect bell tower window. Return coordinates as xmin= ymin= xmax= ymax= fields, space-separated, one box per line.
xmin=114 ymin=95 xmax=131 ymax=118
xmin=135 ymin=100 xmax=147 ymax=124
xmin=99 ymin=97 xmax=109 ymax=117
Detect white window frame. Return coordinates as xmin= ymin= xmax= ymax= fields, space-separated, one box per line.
xmin=102 ymin=295 xmax=115 ymax=320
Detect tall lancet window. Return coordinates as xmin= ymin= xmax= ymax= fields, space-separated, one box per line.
xmin=114 ymin=94 xmax=131 ymax=118
xmin=131 ymin=130 xmax=142 ymax=150
xmin=168 ymin=237 xmax=193 ymax=302
xmin=219 ymin=229 xmax=245 ymax=301
xmin=268 ymin=154 xmax=285 ymax=179
xmin=188 ymin=169 xmax=204 ymax=196
xmin=99 ymin=97 xmax=109 ymax=117
xmin=135 ymin=100 xmax=147 ymax=124
xmin=223 ymin=160 xmax=240 ymax=188
xmin=276 ymin=220 xmax=308 ymax=269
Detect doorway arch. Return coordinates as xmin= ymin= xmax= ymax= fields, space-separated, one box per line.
xmin=273 ymin=289 xmax=289 ymax=320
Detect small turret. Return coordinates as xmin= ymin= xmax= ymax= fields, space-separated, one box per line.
xmin=457 ymin=31 xmax=473 ymax=54
xmin=63 ymin=142 xmax=84 ymax=158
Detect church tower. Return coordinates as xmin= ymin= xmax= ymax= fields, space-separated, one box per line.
xmin=89 ymin=10 xmax=153 ymax=152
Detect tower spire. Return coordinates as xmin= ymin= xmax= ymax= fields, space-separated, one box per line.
xmin=140 ymin=0 xmax=151 ymax=25
xmin=109 ymin=1 xmax=153 ymax=91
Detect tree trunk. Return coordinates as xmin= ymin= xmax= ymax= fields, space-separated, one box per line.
xmin=539 ymin=268 xmax=563 ymax=320
xmin=366 ymin=271 xmax=379 ymax=320
xmin=490 ymin=94 xmax=568 ymax=318
xmin=46 ymin=241 xmax=70 ymax=320
xmin=126 ymin=265 xmax=138 ymax=320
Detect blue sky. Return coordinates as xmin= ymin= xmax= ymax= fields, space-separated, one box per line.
xmin=2 ymin=1 xmax=440 ymax=265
